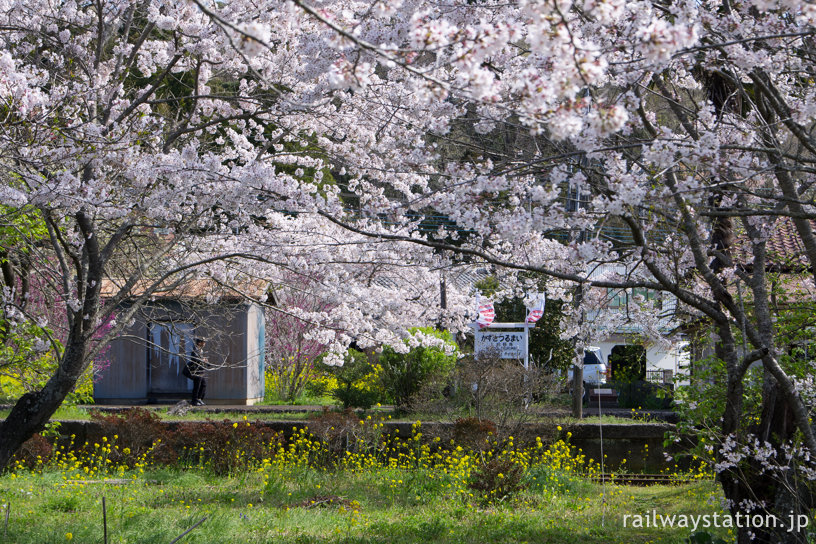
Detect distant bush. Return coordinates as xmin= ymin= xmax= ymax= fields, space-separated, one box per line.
xmin=87 ymin=408 xmax=282 ymax=474
xmin=378 ymin=327 xmax=458 ymax=411
xmin=304 ymin=370 xmax=337 ymax=398
xmin=327 ymin=349 xmax=383 ymax=409
xmin=159 ymin=419 xmax=283 ymax=475
xmin=612 ymin=379 xmax=672 ymax=409
xmin=264 ymin=276 xmax=336 ymax=403
xmin=11 ymin=433 xmax=53 ymax=470
xmin=468 ymin=457 xmax=526 ymax=504
xmin=452 ymin=417 xmax=496 ymax=452
xmin=264 ymin=365 xmax=338 ymax=404
xmin=90 ymin=407 xmax=165 ymax=464
xmin=412 ymin=351 xmax=561 ymax=442
xmin=306 ymin=408 xmax=364 ymax=454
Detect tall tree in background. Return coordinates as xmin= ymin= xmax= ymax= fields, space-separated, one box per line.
xmin=260 ymin=2 xmax=816 ymax=541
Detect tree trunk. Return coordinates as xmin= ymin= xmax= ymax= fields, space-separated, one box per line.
xmin=571 ymin=357 xmax=583 ymax=419
xmin=719 ymin=379 xmax=811 ymax=544
xmin=0 ymin=340 xmax=88 ymax=471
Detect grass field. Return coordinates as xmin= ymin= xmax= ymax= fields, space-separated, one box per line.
xmin=0 ymin=414 xmax=727 ymax=544
xmin=1 ymin=467 xmax=727 ymax=544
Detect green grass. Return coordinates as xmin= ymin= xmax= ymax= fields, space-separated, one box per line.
xmin=0 ymin=467 xmax=728 ymax=544
xmin=0 ymin=404 xmax=100 ymax=422
xmin=147 ymin=408 xmax=328 ymax=422
xmin=565 ymin=415 xmax=659 ymax=425
xmin=0 ymin=408 xmax=720 ymax=543
xmin=0 ymin=405 xmax=332 ymax=422
xmin=259 ymin=394 xmax=337 ymax=406
xmin=0 ymin=404 xmax=663 ymax=425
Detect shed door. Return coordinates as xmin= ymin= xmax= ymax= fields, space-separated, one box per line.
xmin=148 ymin=323 xmax=194 ymax=393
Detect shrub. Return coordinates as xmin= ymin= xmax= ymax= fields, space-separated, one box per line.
xmin=66 ymin=368 xmax=95 ymax=405
xmin=89 ymin=407 xmax=165 ymax=465
xmin=414 ymin=351 xmax=557 ymax=441
xmin=264 ymin=355 xmax=316 ymax=403
xmin=613 ymin=379 xmax=672 ymax=409
xmin=378 ymin=327 xmax=458 ymax=410
xmin=159 ymin=419 xmax=283 ymax=475
xmin=304 ymin=370 xmax=337 ymax=398
xmin=306 ymin=408 xmax=364 ymax=455
xmin=11 ymin=433 xmax=53 ymax=470
xmin=88 ymin=407 xmax=283 ymax=474
xmin=264 ymin=276 xmax=335 ymax=403
xmin=452 ymin=417 xmax=496 ymax=452
xmin=328 ymin=349 xmax=383 ymax=409
xmin=265 ymin=366 xmax=336 ymax=403
xmin=468 ymin=457 xmax=526 ymax=504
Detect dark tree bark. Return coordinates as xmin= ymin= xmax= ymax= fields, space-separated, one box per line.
xmin=0 ymin=344 xmax=88 ymax=470
xmin=0 ymin=210 xmax=102 ymax=472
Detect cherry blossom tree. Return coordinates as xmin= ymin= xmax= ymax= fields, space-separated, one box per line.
xmin=236 ymin=1 xmax=816 ymax=541
xmin=0 ymin=0 xmax=471 ymax=471
xmin=2 ymin=0 xmax=816 ymax=540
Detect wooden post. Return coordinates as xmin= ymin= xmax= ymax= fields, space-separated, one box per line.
xmin=572 ymin=349 xmax=584 ymax=419
xmin=170 ymin=517 xmax=207 ymax=544
xmin=571 ymin=284 xmax=585 ymax=419
xmin=102 ymin=496 xmax=107 ymax=544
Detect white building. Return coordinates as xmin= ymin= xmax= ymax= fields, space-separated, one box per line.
xmin=586 ymin=264 xmax=690 ymax=388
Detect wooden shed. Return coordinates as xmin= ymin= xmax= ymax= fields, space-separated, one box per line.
xmin=94 ymin=280 xmax=268 ymax=405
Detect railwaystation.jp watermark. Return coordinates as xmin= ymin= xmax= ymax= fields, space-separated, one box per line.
xmin=623 ymin=510 xmax=810 ymax=533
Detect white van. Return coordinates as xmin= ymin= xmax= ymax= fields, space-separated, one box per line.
xmin=567 ymin=347 xmax=609 ymax=402
xmin=567 ymin=347 xmax=608 ymax=385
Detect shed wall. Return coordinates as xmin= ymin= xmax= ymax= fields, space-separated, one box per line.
xmin=94 ymin=320 xmax=148 ymax=401
xmin=94 ymin=301 xmax=264 ymax=405
xmin=245 ymin=303 xmax=265 ymax=402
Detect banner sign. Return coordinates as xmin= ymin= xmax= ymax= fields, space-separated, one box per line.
xmin=476 ymin=295 xmax=495 ymax=328
xmin=526 ymin=294 xmax=545 ymax=324
xmin=475 ymin=331 xmax=527 ymax=359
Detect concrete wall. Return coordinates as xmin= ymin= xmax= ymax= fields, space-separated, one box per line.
xmin=56 ymin=418 xmax=691 ymax=474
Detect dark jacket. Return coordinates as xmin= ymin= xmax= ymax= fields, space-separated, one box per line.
xmin=185 ymin=347 xmax=206 ymax=377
